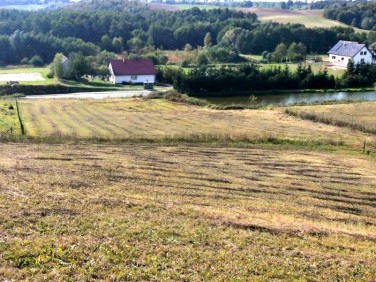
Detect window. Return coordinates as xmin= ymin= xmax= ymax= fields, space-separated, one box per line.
xmin=360 ymin=51 xmax=363 ymax=55
xmin=341 ymin=57 xmax=344 ymax=60
xmin=361 ymin=58 xmax=365 ymax=63
xmin=131 ymin=75 xmax=137 ymax=80
xmin=364 ymin=51 xmax=367 ymax=55
xmin=332 ymin=56 xmax=336 ymax=59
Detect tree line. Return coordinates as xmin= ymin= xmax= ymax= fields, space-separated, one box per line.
xmin=0 ymin=0 xmax=374 ymax=66
xmin=157 ymin=62 xmax=376 ymax=96
xmin=323 ymin=3 xmax=376 ymax=31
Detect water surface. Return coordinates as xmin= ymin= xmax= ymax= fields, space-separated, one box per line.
xmin=206 ymin=91 xmax=376 ymax=106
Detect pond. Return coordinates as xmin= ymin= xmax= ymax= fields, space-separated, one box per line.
xmin=205 ymin=91 xmax=376 ymax=106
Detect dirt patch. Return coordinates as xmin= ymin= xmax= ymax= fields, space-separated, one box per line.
xmin=0 ymin=73 xmax=44 ymax=81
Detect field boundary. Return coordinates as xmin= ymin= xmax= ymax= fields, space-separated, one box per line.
xmin=15 ymin=98 xmax=25 ymax=135
xmin=285 ymin=108 xmax=376 ymax=135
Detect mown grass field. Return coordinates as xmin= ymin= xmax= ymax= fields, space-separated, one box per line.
xmin=0 ymin=67 xmax=53 ymax=85
xmin=286 ymin=101 xmax=376 ymax=134
xmin=16 ymin=98 xmax=375 ymax=150
xmin=244 ymin=8 xmax=367 ymax=33
xmin=0 ymin=142 xmax=375 ymax=280
xmin=152 ymin=4 xmax=367 ymax=31
xmin=1 ymin=97 xmax=376 ymax=279
xmin=243 ymin=8 xmax=352 ymax=29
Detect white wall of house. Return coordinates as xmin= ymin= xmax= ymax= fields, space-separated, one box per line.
xmin=352 ymin=47 xmax=373 ymax=64
xmin=328 ymin=54 xmax=351 ymax=68
xmin=110 ymin=74 xmax=155 ymax=84
xmin=329 ymin=47 xmax=373 ymax=68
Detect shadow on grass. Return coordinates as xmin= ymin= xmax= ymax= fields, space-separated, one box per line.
xmin=61 ymin=79 xmax=121 ymax=88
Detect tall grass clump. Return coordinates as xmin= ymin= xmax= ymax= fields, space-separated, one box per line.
xmin=284 ymin=108 xmax=376 ymax=135
xmin=163 ymin=91 xmax=209 ymax=107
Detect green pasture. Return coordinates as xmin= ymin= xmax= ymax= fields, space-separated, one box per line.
xmin=258 ymin=62 xmax=345 ymax=77
xmin=0 ymin=4 xmax=48 ymax=10
xmin=0 ymin=67 xmax=55 ymax=85
xmin=0 ymin=66 xmax=145 ymax=89
xmin=0 ymin=99 xmax=20 ymax=134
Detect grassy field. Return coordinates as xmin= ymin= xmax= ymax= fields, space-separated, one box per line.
xmin=0 ymin=4 xmax=48 ymax=10
xmin=151 ymin=4 xmax=367 ymax=31
xmin=171 ymin=4 xmax=218 ymax=10
xmin=0 ymin=67 xmax=53 ymax=85
xmin=258 ymin=62 xmax=345 ymax=78
xmin=244 ymin=8 xmax=350 ymax=29
xmin=236 ymin=8 xmax=367 ymax=32
xmin=286 ymin=102 xmax=376 ymax=135
xmin=1 ymin=97 xmax=376 ymax=279
xmin=0 ymin=99 xmax=19 ymax=134
xmin=0 ymin=66 xmax=150 ymax=91
xmin=16 ymin=98 xmax=375 ymax=150
xmin=0 ymin=142 xmax=376 ymax=280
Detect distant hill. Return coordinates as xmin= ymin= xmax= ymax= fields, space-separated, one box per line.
xmin=323 ymin=3 xmax=376 ymax=31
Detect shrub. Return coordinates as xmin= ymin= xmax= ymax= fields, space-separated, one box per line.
xmin=163 ymin=90 xmax=208 ymax=106
xmin=197 ymin=53 xmax=209 ymax=66
xmin=20 ymin=57 xmax=29 ymax=65
xmin=29 ymin=55 xmax=44 ymax=67
xmin=181 ymin=60 xmax=190 ymax=68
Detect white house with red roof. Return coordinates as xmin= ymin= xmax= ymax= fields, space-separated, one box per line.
xmin=328 ymin=41 xmax=372 ymax=68
xmin=108 ymin=58 xmax=156 ymax=84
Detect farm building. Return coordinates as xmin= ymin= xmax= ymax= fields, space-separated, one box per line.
xmin=108 ymin=58 xmax=156 ymax=85
xmin=327 ymin=41 xmax=373 ymax=68
xmin=61 ymin=55 xmax=70 ymax=78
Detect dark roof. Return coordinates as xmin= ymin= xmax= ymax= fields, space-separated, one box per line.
xmin=328 ymin=41 xmax=367 ymax=57
xmin=109 ymin=58 xmax=156 ymax=76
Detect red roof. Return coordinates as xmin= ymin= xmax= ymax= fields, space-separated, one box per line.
xmin=109 ymin=58 xmax=156 ymax=76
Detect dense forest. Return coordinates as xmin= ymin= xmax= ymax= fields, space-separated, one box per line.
xmin=323 ymin=3 xmax=376 ymax=31
xmin=0 ymin=0 xmax=374 ymax=66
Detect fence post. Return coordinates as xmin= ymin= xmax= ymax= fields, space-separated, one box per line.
xmin=15 ymin=98 xmax=25 ymax=136
xmin=363 ymin=140 xmax=366 ymax=154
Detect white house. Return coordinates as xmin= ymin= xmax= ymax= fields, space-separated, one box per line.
xmin=108 ymin=58 xmax=156 ymax=84
xmin=327 ymin=41 xmax=373 ymax=68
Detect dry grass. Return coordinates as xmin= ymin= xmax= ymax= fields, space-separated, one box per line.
xmin=0 ymin=143 xmax=376 ymax=280
xmin=18 ymin=98 xmax=375 ymax=151
xmin=237 ymin=8 xmax=367 ymax=32
xmin=2 ymin=98 xmax=376 ymax=279
xmin=286 ymin=102 xmax=376 ymax=135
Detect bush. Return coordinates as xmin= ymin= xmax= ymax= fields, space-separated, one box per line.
xmin=181 ymin=60 xmax=190 ymax=68
xmin=197 ymin=53 xmax=209 ymax=66
xmin=46 ymin=67 xmax=54 ymax=79
xmin=29 ymin=55 xmax=44 ymax=67
xmin=163 ymin=90 xmax=208 ymax=106
xmin=20 ymin=57 xmax=29 ymax=65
